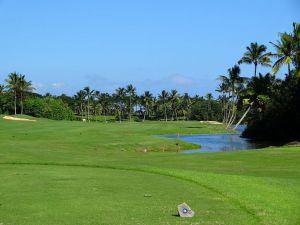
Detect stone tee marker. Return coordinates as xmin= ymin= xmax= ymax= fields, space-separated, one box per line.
xmin=177 ymin=202 xmax=195 ymax=217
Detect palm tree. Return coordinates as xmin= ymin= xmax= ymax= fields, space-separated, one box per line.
xmin=6 ymin=72 xmax=19 ymax=115
xmin=292 ymin=22 xmax=300 ymax=75
xmin=99 ymin=93 xmax=111 ymax=123
xmin=270 ymin=32 xmax=294 ymax=76
xmin=205 ymin=93 xmax=213 ymax=121
xmin=238 ymin=42 xmax=271 ymax=77
xmin=114 ymin=87 xmax=126 ymax=122
xmin=216 ymin=82 xmax=230 ymax=123
xmin=219 ymin=65 xmax=247 ymax=128
xmin=158 ymin=90 xmax=169 ymax=121
xmin=180 ymin=93 xmax=192 ymax=120
xmin=83 ymin=86 xmax=94 ymax=122
xmin=19 ymin=74 xmax=33 ymax=114
xmin=140 ymin=91 xmax=153 ymax=121
xmin=126 ymin=84 xmax=136 ymax=122
xmin=169 ymin=89 xmax=179 ymax=120
xmin=74 ymin=90 xmax=86 ymax=119
xmin=234 ymin=73 xmax=275 ymax=129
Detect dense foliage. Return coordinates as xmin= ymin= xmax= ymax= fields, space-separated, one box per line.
xmin=24 ymin=97 xmax=75 ymax=120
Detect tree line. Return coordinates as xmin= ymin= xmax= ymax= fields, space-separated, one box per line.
xmin=0 ymin=77 xmax=223 ymax=122
xmin=1 ymin=22 xmax=299 ymax=142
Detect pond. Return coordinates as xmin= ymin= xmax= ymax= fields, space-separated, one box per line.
xmin=162 ymin=126 xmax=270 ymax=153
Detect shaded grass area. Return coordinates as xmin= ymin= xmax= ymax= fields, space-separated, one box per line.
xmin=0 ymin=116 xmax=299 ymax=225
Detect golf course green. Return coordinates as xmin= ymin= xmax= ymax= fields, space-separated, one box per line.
xmin=0 ymin=117 xmax=299 ymax=225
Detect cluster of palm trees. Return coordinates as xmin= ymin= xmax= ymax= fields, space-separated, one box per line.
xmin=218 ymin=22 xmax=300 ymax=129
xmin=73 ymin=85 xmax=201 ymax=122
xmin=2 ymin=72 xmax=33 ymax=115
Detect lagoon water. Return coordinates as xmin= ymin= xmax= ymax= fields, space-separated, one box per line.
xmin=163 ymin=126 xmax=269 ymax=153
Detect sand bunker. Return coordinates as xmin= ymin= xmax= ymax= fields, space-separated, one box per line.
xmin=3 ymin=116 xmax=36 ymax=122
xmin=199 ymin=120 xmax=223 ymax=125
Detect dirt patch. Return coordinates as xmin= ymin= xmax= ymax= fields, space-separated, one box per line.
xmin=3 ymin=116 xmax=36 ymax=122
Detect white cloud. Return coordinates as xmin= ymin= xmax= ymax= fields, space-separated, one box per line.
xmin=51 ymin=82 xmax=65 ymax=89
xmin=170 ymin=74 xmax=193 ymax=85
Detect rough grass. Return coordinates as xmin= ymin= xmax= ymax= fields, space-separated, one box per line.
xmin=0 ymin=116 xmax=299 ymax=225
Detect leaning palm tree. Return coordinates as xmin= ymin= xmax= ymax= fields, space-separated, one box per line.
xmin=234 ymin=73 xmax=275 ymax=129
xmin=6 ymin=72 xmax=20 ymax=115
xmin=126 ymin=84 xmax=136 ymax=122
xmin=19 ymin=74 xmax=33 ymax=114
xmin=83 ymin=86 xmax=94 ymax=122
xmin=270 ymin=32 xmax=294 ymax=76
xmin=218 ymin=65 xmax=247 ymax=128
xmin=238 ymin=42 xmax=271 ymax=77
xmin=158 ymin=90 xmax=169 ymax=121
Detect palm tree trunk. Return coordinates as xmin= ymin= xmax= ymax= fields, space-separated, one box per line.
xmin=163 ymin=100 xmax=167 ymax=121
xmin=233 ymin=102 xmax=253 ymax=130
xmin=129 ymin=96 xmax=132 ymax=122
xmin=14 ymin=90 xmax=17 ymax=115
xmin=20 ymin=92 xmax=23 ymax=114
xmin=288 ymin=63 xmax=291 ymax=76
xmin=254 ymin=63 xmax=257 ymax=77
xmin=87 ymin=97 xmax=90 ymax=122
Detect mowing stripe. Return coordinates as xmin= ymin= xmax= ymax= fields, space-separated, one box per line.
xmin=0 ymin=162 xmax=262 ymax=224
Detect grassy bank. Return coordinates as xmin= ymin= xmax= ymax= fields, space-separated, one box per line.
xmin=0 ymin=117 xmax=299 ymax=225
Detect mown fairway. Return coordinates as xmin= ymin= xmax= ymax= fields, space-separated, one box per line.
xmin=0 ymin=117 xmax=300 ymax=225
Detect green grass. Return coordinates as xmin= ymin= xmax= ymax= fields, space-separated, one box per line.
xmin=0 ymin=116 xmax=299 ymax=225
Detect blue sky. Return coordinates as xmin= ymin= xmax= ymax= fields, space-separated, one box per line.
xmin=0 ymin=0 xmax=299 ymax=96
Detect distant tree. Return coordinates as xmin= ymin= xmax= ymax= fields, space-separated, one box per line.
xmin=83 ymin=86 xmax=94 ymax=122
xmin=238 ymin=42 xmax=271 ymax=77
xmin=205 ymin=93 xmax=213 ymax=121
xmin=5 ymin=72 xmax=19 ymax=115
xmin=74 ymin=90 xmax=86 ymax=119
xmin=140 ymin=91 xmax=153 ymax=121
xmin=126 ymin=84 xmax=136 ymax=122
xmin=114 ymin=87 xmax=126 ymax=122
xmin=19 ymin=74 xmax=33 ymax=114
xmin=158 ymin=90 xmax=169 ymax=121
xmin=169 ymin=89 xmax=180 ymax=120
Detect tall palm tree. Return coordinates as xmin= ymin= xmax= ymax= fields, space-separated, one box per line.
xmin=99 ymin=93 xmax=111 ymax=123
xmin=219 ymin=65 xmax=247 ymax=127
xmin=270 ymin=32 xmax=294 ymax=76
xmin=74 ymin=90 xmax=86 ymax=119
xmin=169 ymin=89 xmax=179 ymax=120
xmin=114 ymin=87 xmax=126 ymax=123
xmin=205 ymin=93 xmax=213 ymax=121
xmin=238 ymin=42 xmax=271 ymax=77
xmin=126 ymin=84 xmax=136 ymax=122
xmin=19 ymin=74 xmax=33 ymax=114
xmin=83 ymin=86 xmax=94 ymax=122
xmin=216 ymin=82 xmax=230 ymax=123
xmin=292 ymin=22 xmax=300 ymax=75
xmin=140 ymin=91 xmax=153 ymax=121
xmin=6 ymin=72 xmax=19 ymax=115
xmin=158 ymin=90 xmax=169 ymax=121
xmin=180 ymin=93 xmax=192 ymax=120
